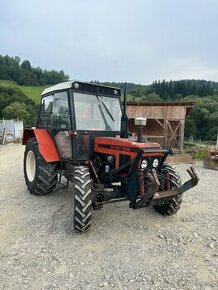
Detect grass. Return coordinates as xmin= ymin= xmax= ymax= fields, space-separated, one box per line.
xmin=0 ymin=80 xmax=49 ymax=103
xmin=193 ymin=147 xmax=210 ymax=160
xmin=184 ymin=142 xmax=211 ymax=160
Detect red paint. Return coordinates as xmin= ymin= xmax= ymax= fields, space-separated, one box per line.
xmin=34 ymin=129 xmax=60 ymax=162
xmin=94 ymin=137 xmax=161 ymax=169
xmin=22 ymin=128 xmax=60 ymax=162
xmin=95 ymin=137 xmax=160 ymax=149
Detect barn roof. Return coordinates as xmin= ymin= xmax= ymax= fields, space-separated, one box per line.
xmin=127 ymin=101 xmax=194 ymax=117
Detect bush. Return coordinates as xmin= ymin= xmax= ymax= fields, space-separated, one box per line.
xmin=193 ymin=146 xmax=210 ymax=160
xmin=2 ymin=102 xmax=31 ymax=125
xmin=0 ymin=86 xmax=37 ymax=126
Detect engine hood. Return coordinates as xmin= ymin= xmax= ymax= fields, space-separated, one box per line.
xmin=94 ymin=137 xmax=160 ymax=149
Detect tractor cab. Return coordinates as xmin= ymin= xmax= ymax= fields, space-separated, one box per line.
xmin=35 ymin=81 xmax=124 ymax=161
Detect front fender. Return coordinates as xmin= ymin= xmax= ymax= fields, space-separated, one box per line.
xmin=23 ymin=128 xmax=60 ymax=162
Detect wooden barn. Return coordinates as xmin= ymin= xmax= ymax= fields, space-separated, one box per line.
xmin=127 ymin=102 xmax=194 ymax=150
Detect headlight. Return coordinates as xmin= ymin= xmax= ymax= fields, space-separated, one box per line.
xmin=141 ymin=159 xmax=148 ymax=169
xmin=107 ymin=155 xmax=114 ymax=164
xmin=74 ymin=82 xmax=79 ymax=89
xmin=153 ymin=158 xmax=159 ymax=168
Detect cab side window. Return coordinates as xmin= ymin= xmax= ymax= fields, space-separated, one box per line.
xmin=38 ymin=95 xmax=53 ymax=128
xmin=38 ymin=91 xmax=70 ymax=129
xmin=52 ymin=92 xmax=70 ymax=129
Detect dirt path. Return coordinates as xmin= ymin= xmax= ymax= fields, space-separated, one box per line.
xmin=0 ymin=144 xmax=217 ymax=289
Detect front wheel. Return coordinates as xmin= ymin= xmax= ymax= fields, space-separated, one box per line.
xmin=24 ymin=137 xmax=58 ymax=195
xmin=73 ymin=166 xmax=92 ymax=232
xmin=153 ymin=164 xmax=183 ymax=215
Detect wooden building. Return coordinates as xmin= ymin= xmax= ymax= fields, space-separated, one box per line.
xmin=127 ymin=102 xmax=194 ymax=150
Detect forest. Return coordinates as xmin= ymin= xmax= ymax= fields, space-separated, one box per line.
xmin=0 ymin=55 xmax=69 ymax=86
xmin=0 ymin=55 xmax=218 ymax=141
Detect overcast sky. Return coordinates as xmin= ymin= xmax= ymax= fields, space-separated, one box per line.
xmin=1 ymin=0 xmax=218 ymax=84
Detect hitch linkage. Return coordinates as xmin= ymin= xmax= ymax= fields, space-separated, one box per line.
xmin=152 ymin=166 xmax=199 ymax=200
xmin=130 ymin=166 xmax=199 ymax=209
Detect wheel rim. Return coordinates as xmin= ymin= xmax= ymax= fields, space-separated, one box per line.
xmin=26 ymin=150 xmax=36 ymax=182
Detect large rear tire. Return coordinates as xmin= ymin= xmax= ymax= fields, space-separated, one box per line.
xmin=24 ymin=137 xmax=58 ymax=195
xmin=73 ymin=166 xmax=92 ymax=232
xmin=153 ymin=164 xmax=183 ymax=215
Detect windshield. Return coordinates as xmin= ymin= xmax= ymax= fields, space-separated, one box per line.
xmin=74 ymin=92 xmax=122 ymax=131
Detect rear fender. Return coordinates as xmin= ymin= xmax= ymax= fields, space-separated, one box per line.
xmin=23 ymin=128 xmax=60 ymax=162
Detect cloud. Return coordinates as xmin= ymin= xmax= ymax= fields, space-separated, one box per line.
xmin=1 ymin=0 xmax=218 ymax=84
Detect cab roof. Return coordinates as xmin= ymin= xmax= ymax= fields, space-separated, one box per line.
xmin=41 ymin=80 xmax=121 ymax=96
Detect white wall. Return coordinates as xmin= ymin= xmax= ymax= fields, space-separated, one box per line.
xmin=0 ymin=119 xmax=23 ymax=141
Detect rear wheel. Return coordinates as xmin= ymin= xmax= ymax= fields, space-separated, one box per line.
xmin=24 ymin=137 xmax=58 ymax=195
xmin=73 ymin=166 xmax=92 ymax=232
xmin=153 ymin=164 xmax=183 ymax=215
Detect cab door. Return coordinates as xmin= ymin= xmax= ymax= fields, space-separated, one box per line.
xmin=37 ymin=90 xmax=72 ymax=159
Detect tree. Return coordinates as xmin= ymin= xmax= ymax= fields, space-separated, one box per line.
xmin=0 ymin=54 xmax=69 ymax=85
xmin=206 ymin=127 xmax=218 ymax=141
xmin=174 ymin=94 xmax=183 ymax=100
xmin=0 ymin=86 xmax=37 ymax=126
xmin=143 ymin=93 xmax=162 ymax=102
xmin=21 ymin=60 xmax=31 ymax=70
xmin=185 ymin=118 xmax=197 ymax=138
xmin=2 ymin=102 xmax=31 ymax=124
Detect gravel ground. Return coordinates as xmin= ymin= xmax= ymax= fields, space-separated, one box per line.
xmin=0 ymin=143 xmax=217 ymax=290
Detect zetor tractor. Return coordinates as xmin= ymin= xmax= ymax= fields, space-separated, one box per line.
xmin=22 ymin=81 xmax=199 ymax=232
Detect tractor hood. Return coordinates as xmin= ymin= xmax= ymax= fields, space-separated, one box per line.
xmin=94 ymin=137 xmax=160 ymax=150
xmin=94 ymin=137 xmax=164 ymax=170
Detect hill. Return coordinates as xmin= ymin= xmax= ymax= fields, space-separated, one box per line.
xmin=0 ymin=83 xmax=38 ymax=126
xmin=0 ymin=80 xmax=47 ymax=102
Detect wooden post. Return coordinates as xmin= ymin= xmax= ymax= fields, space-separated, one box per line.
xmin=179 ymin=119 xmax=185 ymax=150
xmin=168 ymin=120 xmax=181 ymax=148
xmin=155 ymin=119 xmax=165 ymax=147
xmin=163 ymin=119 xmax=168 ymax=147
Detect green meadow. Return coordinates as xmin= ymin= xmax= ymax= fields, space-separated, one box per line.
xmin=0 ymin=80 xmax=48 ymax=103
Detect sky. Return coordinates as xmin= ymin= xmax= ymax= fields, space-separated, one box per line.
xmin=1 ymin=0 xmax=218 ymax=84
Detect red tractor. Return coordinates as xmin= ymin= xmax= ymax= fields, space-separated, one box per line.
xmin=22 ymin=81 xmax=199 ymax=232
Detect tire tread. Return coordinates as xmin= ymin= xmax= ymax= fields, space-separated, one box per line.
xmin=73 ymin=166 xmax=92 ymax=232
